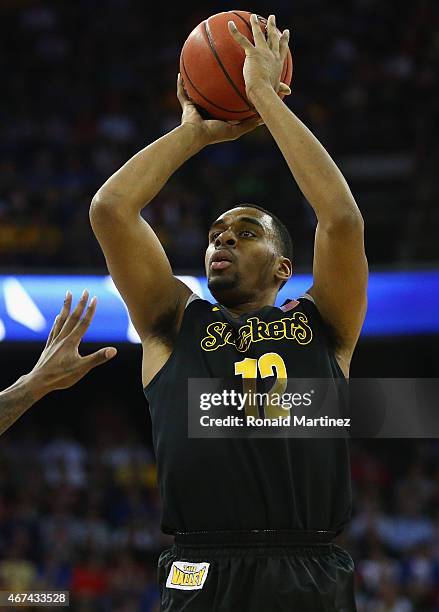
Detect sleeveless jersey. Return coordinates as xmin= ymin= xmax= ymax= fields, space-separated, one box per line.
xmin=143 ymin=295 xmax=352 ymax=535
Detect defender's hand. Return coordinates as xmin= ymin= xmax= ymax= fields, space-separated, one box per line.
xmin=228 ymin=14 xmax=291 ymax=105
xmin=29 ymin=291 xmax=117 ymax=394
xmin=177 ymin=73 xmax=263 ymax=146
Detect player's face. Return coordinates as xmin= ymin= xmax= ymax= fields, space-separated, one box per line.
xmin=205 ymin=207 xmax=283 ymax=305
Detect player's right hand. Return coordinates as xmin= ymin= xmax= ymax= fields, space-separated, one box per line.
xmin=228 ymin=14 xmax=291 ymax=104
xmin=177 ymin=73 xmax=263 ymax=145
xmin=28 ymin=290 xmax=117 ymax=394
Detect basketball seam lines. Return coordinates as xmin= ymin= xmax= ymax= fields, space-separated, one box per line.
xmin=203 ymin=19 xmax=251 ymax=111
xmin=181 ymin=54 xmax=253 ymax=114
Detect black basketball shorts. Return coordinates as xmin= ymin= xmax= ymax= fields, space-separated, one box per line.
xmin=158 ymin=530 xmax=357 ymax=611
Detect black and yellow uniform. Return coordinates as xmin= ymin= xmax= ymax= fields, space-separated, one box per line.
xmin=144 ymin=295 xmax=356 ymax=611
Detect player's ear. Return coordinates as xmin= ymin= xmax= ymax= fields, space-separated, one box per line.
xmin=275 ymin=256 xmax=292 ymax=285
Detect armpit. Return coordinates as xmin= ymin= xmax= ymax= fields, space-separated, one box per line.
xmin=149 ymin=296 xmax=183 ymax=349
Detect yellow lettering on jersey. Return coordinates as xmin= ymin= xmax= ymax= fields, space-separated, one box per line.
xmin=201 ymin=313 xmax=313 ymax=353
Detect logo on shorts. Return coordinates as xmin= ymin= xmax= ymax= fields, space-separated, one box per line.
xmin=166 ymin=561 xmax=210 ymax=590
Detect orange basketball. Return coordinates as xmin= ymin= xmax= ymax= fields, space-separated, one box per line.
xmin=180 ymin=10 xmax=293 ymax=121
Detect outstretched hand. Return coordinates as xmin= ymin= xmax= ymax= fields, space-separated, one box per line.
xmin=177 ymin=73 xmax=263 ymax=146
xmin=30 ymin=290 xmax=117 ymax=394
xmin=228 ymin=13 xmax=291 ymax=104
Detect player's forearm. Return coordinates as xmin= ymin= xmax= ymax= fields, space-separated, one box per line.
xmin=91 ymin=124 xmax=205 ymax=215
xmin=250 ymin=86 xmax=362 ymax=225
xmin=0 ymin=373 xmax=46 ymax=435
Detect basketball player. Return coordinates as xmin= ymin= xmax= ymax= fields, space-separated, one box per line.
xmin=90 ymin=14 xmax=367 ymax=611
xmin=0 ymin=292 xmax=117 ymax=435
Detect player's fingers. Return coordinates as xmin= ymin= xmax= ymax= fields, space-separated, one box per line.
xmin=279 ymin=83 xmax=291 ymax=95
xmin=68 ymin=295 xmax=97 ymax=344
xmin=267 ymin=15 xmax=279 ymax=54
xmin=250 ymin=13 xmax=267 ymax=48
xmin=45 ymin=316 xmax=58 ymax=347
xmin=80 ymin=346 xmax=118 ymax=372
xmin=176 ymin=73 xmax=186 ymax=99
xmin=228 ymin=21 xmax=254 ymax=52
xmin=279 ymin=29 xmax=290 ymax=64
xmin=46 ymin=291 xmax=72 ymax=346
xmin=57 ymin=289 xmax=89 ymax=340
xmin=176 ymin=73 xmax=189 ymax=107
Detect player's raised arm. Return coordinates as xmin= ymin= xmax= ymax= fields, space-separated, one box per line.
xmin=89 ymin=76 xmax=263 ymax=341
xmin=229 ymin=14 xmax=368 ymax=374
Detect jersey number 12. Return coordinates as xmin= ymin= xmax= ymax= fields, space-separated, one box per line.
xmin=234 ymin=352 xmax=289 ymax=419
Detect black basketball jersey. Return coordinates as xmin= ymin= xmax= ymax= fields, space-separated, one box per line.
xmin=143 ymin=295 xmax=352 ymax=535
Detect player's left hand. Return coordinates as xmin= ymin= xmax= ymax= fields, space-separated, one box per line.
xmin=228 ymin=14 xmax=291 ymax=105
xmin=29 ymin=290 xmax=117 ymax=394
xmin=177 ymin=73 xmax=263 ymax=146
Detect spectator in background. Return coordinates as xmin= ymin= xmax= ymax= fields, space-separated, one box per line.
xmin=402 ymin=543 xmax=437 ymax=609
xmin=35 ymin=550 xmax=72 ymax=591
xmin=0 ymin=523 xmax=40 ymax=594
xmin=377 ymin=495 xmax=434 ymax=554
xmin=70 ymin=549 xmax=108 ymax=610
xmin=367 ymin=580 xmax=413 ymax=612
xmin=41 ymin=426 xmax=87 ymax=488
xmin=357 ymin=542 xmax=399 ymax=595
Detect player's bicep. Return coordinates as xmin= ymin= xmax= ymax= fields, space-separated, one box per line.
xmin=90 ymin=206 xmax=190 ymax=340
xmin=309 ymin=215 xmax=368 ymax=357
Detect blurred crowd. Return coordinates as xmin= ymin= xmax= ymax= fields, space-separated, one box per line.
xmin=345 ymin=440 xmax=439 ymax=612
xmin=1 ymin=0 xmax=438 ymax=272
xmin=0 ymin=414 xmax=438 ymax=611
xmin=0 ymin=420 xmax=164 ymax=612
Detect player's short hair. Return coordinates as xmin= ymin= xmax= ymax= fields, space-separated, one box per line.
xmin=232 ymin=203 xmax=293 ymax=289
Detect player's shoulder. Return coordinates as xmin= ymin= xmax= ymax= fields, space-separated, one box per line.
xmin=179 ymin=293 xmax=221 ymax=322
xmin=184 ymin=293 xmax=212 ymax=311
xmin=279 ymin=293 xmax=315 ymax=313
xmin=278 ymin=293 xmax=334 ymax=337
